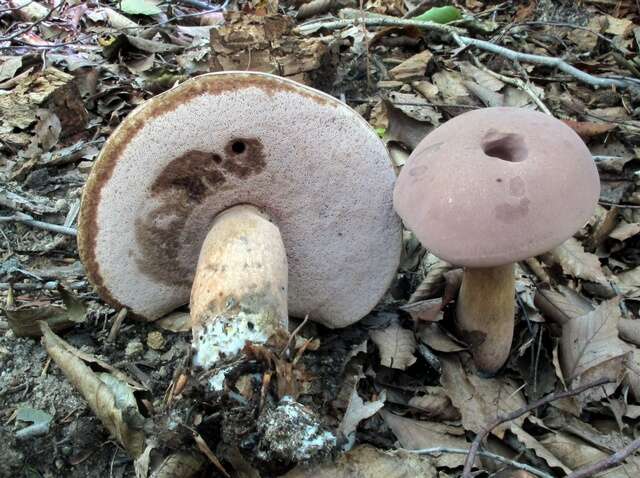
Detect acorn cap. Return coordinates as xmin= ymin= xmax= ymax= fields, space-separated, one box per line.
xmin=394 ymin=107 xmax=600 ymax=268
xmin=78 ymin=72 xmax=402 ymax=328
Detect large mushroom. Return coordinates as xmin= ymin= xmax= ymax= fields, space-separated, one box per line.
xmin=394 ymin=107 xmax=599 ymax=375
xmin=78 ymin=72 xmax=401 ymax=369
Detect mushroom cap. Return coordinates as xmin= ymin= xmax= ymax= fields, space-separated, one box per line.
xmin=78 ymin=72 xmax=401 ymax=328
xmin=394 ymin=107 xmax=600 ymax=268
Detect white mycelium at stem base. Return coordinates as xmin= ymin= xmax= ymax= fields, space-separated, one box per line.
xmin=190 ymin=205 xmax=288 ymax=369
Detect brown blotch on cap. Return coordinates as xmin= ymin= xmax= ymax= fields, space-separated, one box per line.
xmin=394 ymin=107 xmax=600 ymax=268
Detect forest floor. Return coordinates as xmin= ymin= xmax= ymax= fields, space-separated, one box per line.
xmin=1 ymin=0 xmax=640 ymax=477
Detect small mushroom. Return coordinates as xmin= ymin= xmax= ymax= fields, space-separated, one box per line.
xmin=78 ymin=72 xmax=402 ymax=369
xmin=394 ymin=107 xmax=599 ymax=375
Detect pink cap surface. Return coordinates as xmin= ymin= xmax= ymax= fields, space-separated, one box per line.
xmin=78 ymin=72 xmax=401 ymax=328
xmin=394 ymin=107 xmax=600 ymax=268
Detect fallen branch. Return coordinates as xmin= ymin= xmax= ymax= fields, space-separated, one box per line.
xmin=566 ymin=437 xmax=640 ymax=478
xmin=295 ymin=16 xmax=640 ymax=90
xmin=452 ymin=34 xmax=638 ymax=89
xmin=0 ymin=212 xmax=77 ymax=236
xmin=405 ymin=447 xmax=552 ymax=478
xmin=462 ymin=377 xmax=614 ymax=478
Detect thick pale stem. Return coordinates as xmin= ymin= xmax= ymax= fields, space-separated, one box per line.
xmin=190 ymin=204 xmax=288 ymax=369
xmin=455 ymin=264 xmax=515 ymax=376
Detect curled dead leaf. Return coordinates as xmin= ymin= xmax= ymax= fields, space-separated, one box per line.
xmin=370 ymin=323 xmax=417 ymax=370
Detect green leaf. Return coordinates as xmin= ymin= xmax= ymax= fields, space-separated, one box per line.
xmin=413 ymin=6 xmax=462 ymax=24
xmin=375 ymin=127 xmax=387 ymax=138
xmin=120 ymin=0 xmax=162 ymax=16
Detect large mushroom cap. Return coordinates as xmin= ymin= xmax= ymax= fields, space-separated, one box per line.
xmin=78 ymin=72 xmax=401 ymax=328
xmin=394 ymin=107 xmax=600 ymax=268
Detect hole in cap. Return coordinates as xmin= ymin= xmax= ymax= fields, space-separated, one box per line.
xmin=231 ymin=141 xmax=246 ymax=154
xmin=482 ymin=132 xmax=527 ymax=162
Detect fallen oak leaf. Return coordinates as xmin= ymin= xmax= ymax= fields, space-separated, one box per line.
xmin=548 ymin=237 xmax=608 ymax=284
xmin=370 ymin=322 xmax=417 ymax=370
xmin=558 ymin=298 xmax=630 ymax=402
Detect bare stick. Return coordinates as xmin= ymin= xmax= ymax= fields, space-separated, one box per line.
xmin=404 ymin=447 xmax=552 ymax=478
xmin=296 ymin=17 xmax=466 ymax=36
xmin=0 ymin=212 xmax=77 ymax=236
xmin=452 ymin=34 xmax=638 ymax=89
xmin=462 ymin=377 xmax=614 ymax=478
xmin=566 ymin=437 xmax=640 ymax=478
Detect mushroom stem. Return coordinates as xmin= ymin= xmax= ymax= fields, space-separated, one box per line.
xmin=190 ymin=204 xmax=288 ymax=369
xmin=455 ymin=264 xmax=515 ymax=376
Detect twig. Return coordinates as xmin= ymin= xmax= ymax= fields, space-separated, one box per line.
xmin=566 ymin=437 xmax=640 ymax=478
xmin=462 ymin=377 xmax=615 ymax=478
xmin=599 ymin=201 xmax=640 ymax=209
xmin=296 ymin=17 xmax=466 ymax=36
xmin=470 ymin=57 xmax=552 ymax=115
xmin=404 ymin=447 xmax=552 ymax=478
xmin=452 ymin=34 xmax=639 ymax=89
xmin=0 ymin=212 xmax=77 ymax=236
xmin=107 ymin=308 xmax=128 ymax=343
xmin=280 ymin=314 xmax=309 ymax=356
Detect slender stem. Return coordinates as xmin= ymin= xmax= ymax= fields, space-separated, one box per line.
xmin=566 ymin=437 xmax=640 ymax=478
xmin=456 ymin=264 xmax=515 ymax=375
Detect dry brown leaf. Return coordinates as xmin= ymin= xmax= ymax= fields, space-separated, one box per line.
xmin=603 ymin=15 xmax=634 ymax=37
xmin=408 ymin=386 xmax=461 ymax=421
xmin=539 ymin=431 xmax=602 ymax=470
xmin=431 ymin=70 xmax=469 ymax=103
xmin=383 ymin=100 xmax=434 ymax=151
xmin=40 ymin=323 xmax=146 ymax=458
xmin=609 ymin=222 xmax=640 ymax=241
xmin=626 ymin=350 xmax=640 ymax=401
xmin=410 ymin=254 xmax=452 ymax=302
xmin=459 ymin=62 xmax=505 ymax=92
xmin=417 ymin=323 xmax=466 ymax=353
xmin=617 ymin=266 xmax=640 ymax=298
xmin=370 ymin=323 xmax=417 ymax=370
xmin=389 ymin=50 xmax=433 ymax=81
xmin=380 ymin=409 xmax=472 ymax=468
xmin=549 ymin=237 xmax=608 ymax=283
xmin=618 ymin=318 xmax=640 ymax=346
xmin=154 ymin=310 xmax=190 ymax=332
xmin=509 ymin=424 xmax=572 ymax=474
xmin=439 ymin=356 xmax=527 ymax=438
xmin=338 ymin=388 xmax=385 ymax=445
xmin=283 ymin=445 xmax=437 ymax=478
xmin=559 ymin=298 xmax=631 ymax=401
xmin=561 ymin=119 xmax=616 ymax=140
xmin=534 ymin=285 xmax=594 ymax=326
xmin=400 ymin=298 xmax=442 ymax=322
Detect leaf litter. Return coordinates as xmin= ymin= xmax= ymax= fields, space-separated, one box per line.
xmin=1 ymin=0 xmax=640 ymax=477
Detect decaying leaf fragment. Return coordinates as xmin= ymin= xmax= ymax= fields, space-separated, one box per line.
xmin=369 ymin=323 xmax=417 ymax=370
xmin=337 ymin=388 xmax=385 ymax=448
xmin=40 ymin=323 xmax=146 ymax=458
xmin=549 ymin=238 xmax=608 ymax=284
xmin=558 ymin=298 xmax=631 ymax=401
xmin=6 ymin=285 xmax=86 ymax=337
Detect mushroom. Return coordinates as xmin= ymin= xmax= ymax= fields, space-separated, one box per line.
xmin=394 ymin=107 xmax=599 ymax=375
xmin=78 ymin=72 xmax=402 ymax=369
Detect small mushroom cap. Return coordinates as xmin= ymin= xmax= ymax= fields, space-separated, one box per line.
xmin=394 ymin=107 xmax=600 ymax=268
xmin=78 ymin=72 xmax=401 ymax=328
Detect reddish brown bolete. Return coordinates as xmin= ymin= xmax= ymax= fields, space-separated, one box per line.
xmin=394 ymin=107 xmax=599 ymax=375
xmin=78 ymin=72 xmax=401 ymax=369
